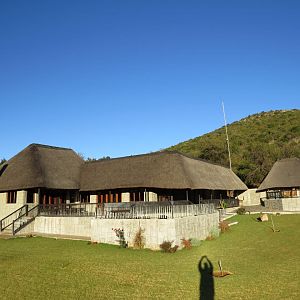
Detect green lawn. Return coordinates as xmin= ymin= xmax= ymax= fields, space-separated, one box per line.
xmin=0 ymin=214 xmax=300 ymax=299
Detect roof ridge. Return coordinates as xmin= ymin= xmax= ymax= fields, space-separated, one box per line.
xmin=83 ymin=150 xmax=231 ymax=169
xmin=84 ymin=151 xmax=173 ymax=164
xmin=27 ymin=143 xmax=73 ymax=151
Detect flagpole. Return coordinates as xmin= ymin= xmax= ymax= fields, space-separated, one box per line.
xmin=222 ymin=101 xmax=232 ymax=170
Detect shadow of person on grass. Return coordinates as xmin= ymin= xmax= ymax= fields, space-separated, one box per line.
xmin=198 ymin=256 xmax=215 ymax=300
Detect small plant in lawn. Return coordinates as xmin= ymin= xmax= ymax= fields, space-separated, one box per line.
xmin=112 ymin=228 xmax=128 ymax=248
xmin=133 ymin=227 xmax=145 ymax=249
xmin=87 ymin=241 xmax=98 ymax=245
xmin=206 ymin=228 xmax=219 ymax=240
xmin=219 ymin=221 xmax=230 ymax=233
xmin=181 ymin=238 xmax=192 ymax=250
xmin=191 ymin=239 xmax=201 ymax=246
xmin=206 ymin=235 xmax=215 ymax=241
xmin=159 ymin=241 xmax=179 ymax=253
xmin=236 ymin=207 xmax=246 ymax=215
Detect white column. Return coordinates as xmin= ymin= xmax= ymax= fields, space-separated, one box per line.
xmin=121 ymin=193 xmax=130 ymax=202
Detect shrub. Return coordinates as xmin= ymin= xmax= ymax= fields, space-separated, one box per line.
xmin=219 ymin=221 xmax=230 ymax=233
xmin=236 ymin=207 xmax=246 ymax=215
xmin=112 ymin=228 xmax=128 ymax=248
xmin=206 ymin=227 xmax=220 ymax=240
xmin=133 ymin=227 xmax=145 ymax=249
xmin=181 ymin=238 xmax=192 ymax=250
xmin=159 ymin=241 xmax=179 ymax=253
xmin=191 ymin=239 xmax=201 ymax=246
xmin=206 ymin=235 xmax=215 ymax=241
xmin=87 ymin=241 xmax=98 ymax=245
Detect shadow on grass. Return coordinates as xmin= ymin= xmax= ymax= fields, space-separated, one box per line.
xmin=199 ymin=256 xmax=214 ymax=300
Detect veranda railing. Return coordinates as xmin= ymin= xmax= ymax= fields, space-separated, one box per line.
xmin=38 ymin=201 xmax=216 ymax=219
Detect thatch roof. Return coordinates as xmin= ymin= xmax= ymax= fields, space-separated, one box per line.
xmin=257 ymin=157 xmax=300 ymax=192
xmin=80 ymin=151 xmax=247 ymax=192
xmin=0 ymin=144 xmax=84 ymax=192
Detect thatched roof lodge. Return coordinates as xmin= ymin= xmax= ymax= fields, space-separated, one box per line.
xmin=80 ymin=151 xmax=247 ymax=203
xmin=257 ymin=157 xmax=300 ymax=197
xmin=81 ymin=151 xmax=247 ymax=191
xmin=0 ymin=144 xmax=247 ymax=206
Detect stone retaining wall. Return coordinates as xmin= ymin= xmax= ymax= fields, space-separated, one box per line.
xmin=15 ymin=212 xmax=219 ymax=249
xmin=33 ymin=216 xmax=92 ymax=238
xmin=264 ymin=198 xmax=300 ymax=211
xmin=91 ymin=212 xmax=219 ymax=249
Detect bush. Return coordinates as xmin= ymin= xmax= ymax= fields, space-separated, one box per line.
xmin=206 ymin=227 xmax=220 ymax=240
xmin=206 ymin=234 xmax=215 ymax=241
xmin=191 ymin=239 xmax=201 ymax=246
xmin=159 ymin=241 xmax=179 ymax=253
xmin=236 ymin=207 xmax=246 ymax=215
xmin=219 ymin=221 xmax=230 ymax=233
xmin=181 ymin=238 xmax=192 ymax=250
xmin=112 ymin=228 xmax=128 ymax=248
xmin=133 ymin=227 xmax=145 ymax=249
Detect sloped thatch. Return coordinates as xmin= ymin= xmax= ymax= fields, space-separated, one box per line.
xmin=0 ymin=144 xmax=84 ymax=192
xmin=80 ymin=151 xmax=247 ymax=192
xmin=257 ymin=157 xmax=300 ymax=192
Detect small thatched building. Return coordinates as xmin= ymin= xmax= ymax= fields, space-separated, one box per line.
xmin=257 ymin=157 xmax=300 ymax=197
xmin=257 ymin=158 xmax=300 ymax=210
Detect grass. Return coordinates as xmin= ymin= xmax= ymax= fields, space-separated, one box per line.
xmin=0 ymin=214 xmax=300 ymax=299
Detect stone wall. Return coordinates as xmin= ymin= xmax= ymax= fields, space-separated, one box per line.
xmin=33 ymin=216 xmax=92 ymax=238
xmin=264 ymin=198 xmax=300 ymax=211
xmin=91 ymin=212 xmax=219 ymax=249
xmin=13 ymin=212 xmax=219 ymax=249
xmin=264 ymin=199 xmax=283 ymax=210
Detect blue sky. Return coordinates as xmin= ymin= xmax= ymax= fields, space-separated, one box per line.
xmin=1 ymin=0 xmax=299 ymax=160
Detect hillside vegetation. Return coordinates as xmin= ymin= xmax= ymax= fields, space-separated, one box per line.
xmin=168 ymin=109 xmax=300 ymax=187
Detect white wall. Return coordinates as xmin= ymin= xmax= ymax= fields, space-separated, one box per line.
xmin=281 ymin=198 xmax=300 ymax=211
xmin=148 ymin=192 xmax=158 ymax=202
xmin=0 ymin=190 xmax=27 ymax=219
xmin=90 ymin=195 xmax=97 ymax=204
xmin=121 ymin=192 xmax=130 ymax=202
xmin=237 ymin=189 xmax=265 ymax=206
xmin=33 ymin=216 xmax=92 ymax=237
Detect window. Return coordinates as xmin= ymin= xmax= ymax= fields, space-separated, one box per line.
xmin=27 ymin=189 xmax=35 ymax=203
xmin=7 ymin=191 xmax=17 ymax=204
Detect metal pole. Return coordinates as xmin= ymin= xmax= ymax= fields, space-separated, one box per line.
xmin=222 ymin=101 xmax=232 ymax=170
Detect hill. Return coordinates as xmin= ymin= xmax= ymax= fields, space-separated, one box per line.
xmin=167 ymin=109 xmax=300 ymax=187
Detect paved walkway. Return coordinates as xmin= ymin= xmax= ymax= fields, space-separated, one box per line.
xmin=241 ymin=205 xmax=300 ymax=214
